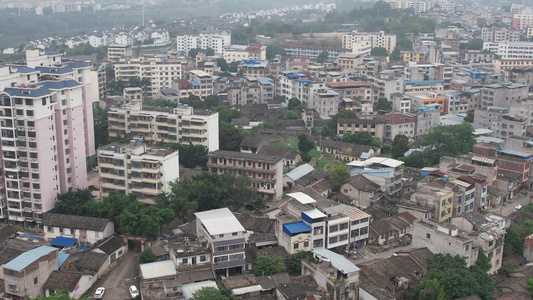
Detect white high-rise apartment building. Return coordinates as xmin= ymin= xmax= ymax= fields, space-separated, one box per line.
xmin=0 ymin=50 xmax=95 ymax=224
xmin=342 ymin=31 xmax=397 ymax=54
xmin=483 ymin=41 xmax=533 ymax=59
xmin=176 ymin=32 xmax=231 ymax=54
xmin=113 ymin=56 xmax=184 ymax=98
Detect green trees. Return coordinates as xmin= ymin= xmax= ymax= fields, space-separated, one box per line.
xmin=138 ymin=248 xmax=157 ymax=264
xmin=164 ymin=143 xmax=208 ymax=169
xmin=286 ymin=251 xmax=308 ymax=276
xmin=157 ymin=173 xmax=258 ymax=221
xmin=316 ymin=50 xmax=329 ymax=63
xmin=371 ymin=47 xmax=388 ymax=56
xmin=288 ymin=98 xmax=302 ymax=110
xmin=341 ymin=132 xmax=373 ymax=145
xmin=328 ymin=110 xmax=358 ymax=134
xmin=475 ymin=248 xmax=492 ymax=273
xmin=392 ymin=134 xmax=410 ymax=158
xmin=423 ymin=254 xmax=494 ymax=300
xmin=376 ymin=97 xmax=392 ymax=111
xmin=266 ymin=45 xmax=286 ymax=60
xmin=191 ymin=287 xmax=228 ymax=300
xmin=528 ymin=279 xmax=533 ymax=296
xmin=409 ymin=278 xmax=447 ymax=300
xmin=252 ymin=256 xmax=286 ymax=276
xmin=219 ymin=122 xmax=245 ymax=151
xmin=421 ymin=124 xmax=475 ymax=164
xmin=297 ymin=134 xmax=315 ymax=154
xmin=460 ymin=39 xmax=484 ymax=50
xmin=330 ymin=165 xmax=350 ymax=191
xmin=282 ymin=110 xmax=298 ymax=120
xmin=504 ymin=219 xmax=533 ymax=256
xmin=53 ymin=190 xmax=174 ymax=240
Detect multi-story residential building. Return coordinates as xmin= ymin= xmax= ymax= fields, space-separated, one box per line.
xmin=194 ymin=208 xmax=246 ymax=277
xmin=474 ymin=140 xmax=532 ymax=188
xmin=108 ymin=103 xmax=219 ymax=151
xmin=97 ymin=139 xmax=179 ymax=204
xmin=510 ymin=67 xmax=533 ymax=93
xmin=176 ymin=32 xmax=231 ymax=54
xmin=107 ymin=44 xmax=133 ymax=61
xmin=114 ymin=56 xmax=184 ymax=98
xmin=326 ymin=81 xmax=373 ymax=102
xmin=512 ymin=13 xmax=533 ymax=29
xmin=510 ymin=98 xmax=533 ymax=126
xmin=123 ymin=87 xmax=143 ymax=103
xmin=0 ymin=246 xmax=58 ymax=299
xmin=390 ymin=93 xmax=412 ymax=113
xmin=404 ymin=180 xmax=455 ymax=223
xmin=463 ymin=50 xmax=495 ymax=64
xmin=414 ymin=104 xmax=440 ymax=138
xmin=239 ymin=60 xmax=269 ymax=77
xmin=449 ymin=177 xmax=476 ymax=215
xmin=413 ymin=213 xmax=506 ymax=274
xmin=494 ymin=59 xmax=533 ymax=74
xmin=479 ymin=83 xmax=528 ymax=109
xmin=342 ymin=31 xmax=397 ymax=54
xmin=90 ymin=64 xmax=107 ymax=101
xmin=208 ymin=150 xmax=283 ymax=200
xmin=474 ymin=107 xmax=527 ymax=139
xmin=484 ymin=41 xmax=533 ymax=59
xmin=408 ymin=92 xmax=447 ymax=114
xmin=312 ymin=89 xmax=341 ymax=117
xmin=283 ymin=44 xmax=346 ymax=59
xmin=403 ymin=80 xmax=444 ymax=94
xmin=0 ymin=80 xmax=91 ymax=224
xmin=401 ymin=51 xmax=427 ymax=63
xmin=336 ymin=118 xmax=385 ymax=141
xmin=227 ymin=77 xmax=274 ymax=106
xmin=481 ymin=27 xmax=521 ymax=43
xmin=367 ymin=70 xmax=404 ymax=104
xmin=378 ymin=112 xmax=417 ymax=142
xmin=223 ymin=45 xmax=267 ymax=63
xmin=336 ymin=53 xmax=364 ymax=70
xmin=347 ymin=157 xmax=404 ymax=197
xmin=302 ymin=248 xmax=360 ymax=300
xmin=187 ymin=70 xmax=213 ymax=99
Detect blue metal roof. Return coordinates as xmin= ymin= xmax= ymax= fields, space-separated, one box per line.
xmin=191 ymin=81 xmax=200 ymax=86
xmin=257 ymin=78 xmax=272 ymax=85
xmin=313 ymin=248 xmax=360 ymax=274
xmin=57 ymin=252 xmax=70 ymax=268
xmin=298 ymin=79 xmax=312 ymax=83
xmin=4 ymin=86 xmax=52 ymax=98
xmin=285 ymin=163 xmax=314 ymax=181
xmin=499 ymin=148 xmax=532 ymax=158
xmin=50 ymin=236 xmax=78 ymax=247
xmin=12 ymin=65 xmax=37 ymax=74
xmin=283 ymin=222 xmax=312 ymax=236
xmin=35 ymin=65 xmax=74 ymax=74
xmin=78 ymin=246 xmax=89 ymax=251
xmin=44 ymin=50 xmax=62 ymax=56
xmin=65 ymin=61 xmax=90 ymax=68
xmin=40 ymin=79 xmax=81 ymax=89
xmin=4 ymin=246 xmax=57 ymax=272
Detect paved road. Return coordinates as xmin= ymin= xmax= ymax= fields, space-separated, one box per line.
xmin=487 ymin=191 xmax=533 ymax=217
xmin=96 ymin=252 xmax=138 ymax=300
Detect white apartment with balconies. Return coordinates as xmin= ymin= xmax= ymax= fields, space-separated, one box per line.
xmin=342 ymin=31 xmax=397 ymax=54
xmin=97 ymin=139 xmax=179 ymax=204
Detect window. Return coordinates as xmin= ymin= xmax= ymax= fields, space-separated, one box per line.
xmin=339 ymin=234 xmax=348 ymax=241
xmin=182 ymin=258 xmax=188 ymax=264
xmin=304 ymin=241 xmax=309 ymax=248
xmin=329 ymin=236 xmax=338 ymax=244
xmin=26 ymin=110 xmax=34 ymax=117
xmin=329 ymin=225 xmax=338 ymax=232
xmin=339 ymin=223 xmax=348 ymax=230
xmin=351 ymin=229 xmax=360 ymax=238
xmin=200 ymin=255 xmax=206 ymax=262
xmin=33 ymin=277 xmax=38 ymax=284
xmin=426 ymin=233 xmax=431 ymax=239
xmin=218 ymin=234 xmax=224 ymax=238
xmin=232 ymin=232 xmax=238 ymax=236
xmin=293 ymin=243 xmax=299 ymax=249
xmin=360 ymin=227 xmax=368 ymax=235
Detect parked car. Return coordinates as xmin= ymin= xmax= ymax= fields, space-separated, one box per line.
xmin=94 ymin=287 xmax=105 ymax=299
xmin=514 ymin=204 xmax=523 ymax=212
xmin=92 ymin=166 xmax=99 ymax=172
xmin=129 ymin=285 xmax=139 ymax=298
xmin=88 ymin=185 xmax=100 ymax=191
xmin=91 ymin=192 xmax=97 ymax=198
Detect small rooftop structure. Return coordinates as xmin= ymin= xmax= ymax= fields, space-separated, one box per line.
xmin=287 ymin=192 xmax=317 ymax=205
xmin=312 ymin=248 xmax=360 ymax=274
xmin=3 ymin=245 xmax=57 ymax=272
xmin=139 ymin=260 xmax=177 ymax=280
xmin=194 ymin=208 xmax=245 ymax=236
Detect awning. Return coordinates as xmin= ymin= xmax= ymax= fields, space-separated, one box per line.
xmin=50 ymin=236 xmax=78 ymax=247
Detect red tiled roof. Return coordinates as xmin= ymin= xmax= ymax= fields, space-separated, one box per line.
xmin=429 ymin=171 xmax=446 ymax=178
xmin=457 ymin=176 xmax=476 ymax=185
xmin=176 ymin=79 xmax=192 ymax=86
xmin=428 ymin=182 xmax=445 ymax=189
xmin=379 ymin=113 xmax=416 ymax=125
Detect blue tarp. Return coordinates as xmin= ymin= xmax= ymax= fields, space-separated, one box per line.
xmin=50 ymin=236 xmax=78 ymax=247
xmin=57 ymin=252 xmax=70 ymax=268
xmin=283 ymin=222 xmax=312 ymax=236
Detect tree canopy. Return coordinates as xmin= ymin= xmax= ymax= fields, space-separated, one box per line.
xmin=423 ymin=254 xmax=494 ymax=300
xmin=316 ymin=50 xmax=329 ymax=62
xmin=252 ymin=256 xmax=286 ymax=276
xmin=460 ymin=39 xmax=484 ymax=50
xmin=376 ymin=97 xmax=392 ymax=111
xmin=421 ymin=124 xmax=475 ymax=164
xmin=297 ymin=134 xmax=315 ymax=154
xmin=330 ymin=165 xmax=350 ymax=191
xmin=370 ymin=47 xmax=388 ymax=56
xmin=219 ymin=122 xmax=245 ymax=151
xmin=53 ymin=190 xmax=174 ymax=239
xmin=392 ymin=134 xmax=409 ymax=158
xmin=163 ymin=142 xmax=208 ymax=169
xmin=139 ymin=248 xmax=157 ymax=264
xmin=341 ymin=131 xmax=373 ymax=146
xmin=156 ymin=173 xmax=258 ymax=221
xmin=191 ymin=287 xmax=228 ymax=300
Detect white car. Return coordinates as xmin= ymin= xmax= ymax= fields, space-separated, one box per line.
xmin=94 ymin=287 xmax=105 ymax=299
xmin=129 ymin=285 xmax=139 ymax=298
xmin=514 ymin=204 xmax=523 ymax=212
